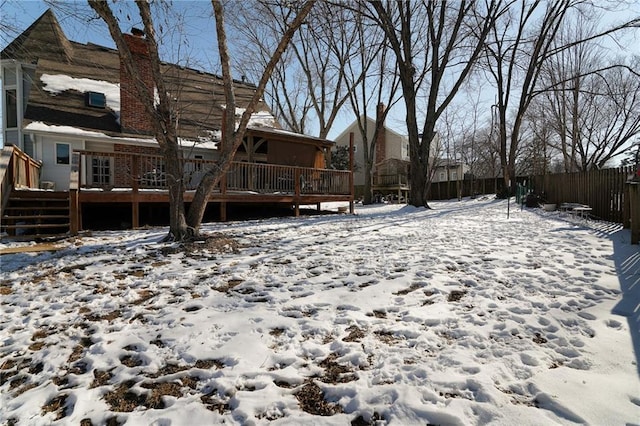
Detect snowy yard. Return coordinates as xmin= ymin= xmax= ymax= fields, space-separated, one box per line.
xmin=0 ymin=197 xmax=638 ymax=425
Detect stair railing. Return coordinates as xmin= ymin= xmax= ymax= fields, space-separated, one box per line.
xmin=0 ymin=145 xmax=42 ymax=218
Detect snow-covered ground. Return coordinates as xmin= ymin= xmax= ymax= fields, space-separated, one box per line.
xmin=1 ymin=197 xmax=638 ymax=425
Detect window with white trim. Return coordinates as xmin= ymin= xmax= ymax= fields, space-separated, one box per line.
xmin=56 ymin=143 xmax=70 ymax=165
xmin=91 ymin=157 xmax=111 ymax=185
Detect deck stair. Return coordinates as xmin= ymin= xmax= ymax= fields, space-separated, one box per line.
xmin=1 ymin=190 xmax=70 ymax=239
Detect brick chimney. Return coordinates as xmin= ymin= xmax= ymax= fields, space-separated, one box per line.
xmin=374 ymin=103 xmax=387 ymax=165
xmin=120 ymin=29 xmax=154 ymax=134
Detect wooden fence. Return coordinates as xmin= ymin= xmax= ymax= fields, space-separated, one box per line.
xmin=428 ymin=177 xmax=507 ymax=201
xmin=530 ymin=166 xmax=634 ymax=226
xmin=427 ymin=167 xmax=635 ymax=226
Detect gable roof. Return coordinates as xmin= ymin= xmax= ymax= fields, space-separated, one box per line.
xmin=333 ymin=114 xmax=407 ymax=144
xmin=1 ymin=9 xmax=73 ymax=63
xmin=2 ymin=9 xmax=276 ymax=144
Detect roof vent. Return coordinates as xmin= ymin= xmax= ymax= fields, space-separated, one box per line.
xmin=85 ymin=91 xmax=106 ymax=108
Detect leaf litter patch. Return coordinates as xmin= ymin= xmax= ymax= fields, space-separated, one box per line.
xmin=295 ymin=381 xmax=343 ymax=416
xmin=41 ymin=393 xmax=69 ymax=420
xmin=160 ymin=233 xmax=242 ymax=257
xmin=343 ymin=325 xmax=366 ymax=342
xmin=100 ymin=358 xmax=230 ymax=413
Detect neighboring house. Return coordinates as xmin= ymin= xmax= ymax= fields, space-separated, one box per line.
xmin=0 ymin=10 xmax=351 ymax=235
xmin=431 ymin=160 xmax=469 ymax=183
xmin=333 ymin=104 xmax=444 ymax=201
xmin=333 ymin=104 xmax=410 ymax=199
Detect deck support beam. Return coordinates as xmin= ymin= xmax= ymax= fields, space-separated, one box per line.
xmin=69 ymin=189 xmax=79 ymax=235
xmin=220 ymin=202 xmax=227 ymax=222
xmin=132 ymin=201 xmax=139 ymax=228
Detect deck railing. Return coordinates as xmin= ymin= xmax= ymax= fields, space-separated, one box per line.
xmin=373 ymin=173 xmax=409 ymax=187
xmin=0 ymin=144 xmax=41 ymax=189
xmin=1 ymin=145 xmax=42 ymax=216
xmin=74 ymin=150 xmax=351 ymax=195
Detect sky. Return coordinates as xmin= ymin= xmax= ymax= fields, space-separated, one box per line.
xmin=1 ymin=198 xmax=638 ymax=424
xmin=1 ymin=0 xmax=639 ymax=146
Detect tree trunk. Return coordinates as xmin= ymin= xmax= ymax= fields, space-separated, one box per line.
xmin=162 ymin=140 xmax=189 ymax=241
xmin=183 ymin=0 xmax=316 ymax=235
xmin=363 ymin=161 xmax=373 ymax=204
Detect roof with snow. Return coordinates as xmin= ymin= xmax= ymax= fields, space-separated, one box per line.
xmin=1 ymin=9 xmax=279 ymax=144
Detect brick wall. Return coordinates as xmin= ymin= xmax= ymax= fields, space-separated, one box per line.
xmin=120 ymin=33 xmax=154 ymax=134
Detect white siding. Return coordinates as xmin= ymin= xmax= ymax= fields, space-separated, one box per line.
xmin=39 ymin=136 xmax=85 ymax=190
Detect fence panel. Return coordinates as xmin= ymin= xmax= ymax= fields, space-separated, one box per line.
xmin=531 ymin=166 xmax=633 ymax=224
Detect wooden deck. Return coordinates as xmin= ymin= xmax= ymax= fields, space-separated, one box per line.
xmin=69 ymin=150 xmax=353 ymax=232
xmin=2 ymin=147 xmax=354 ymax=237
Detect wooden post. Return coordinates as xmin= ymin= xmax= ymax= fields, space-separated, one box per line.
xmin=131 ymin=155 xmax=139 ymax=192
xmin=349 ymin=132 xmax=355 ymax=214
xmin=220 ymin=202 xmax=227 ymax=222
xmin=24 ymin=154 xmax=31 ymax=188
xmin=132 ymin=201 xmax=139 ymax=228
xmin=630 ymin=182 xmax=639 ymax=244
xmin=623 ymin=183 xmax=631 ymax=229
xmin=294 ymin=168 xmax=300 ymax=217
xmin=131 ymin=154 xmax=139 ymax=228
xmin=69 ymin=152 xmax=81 ymax=235
xmin=69 ymin=189 xmax=79 ymax=235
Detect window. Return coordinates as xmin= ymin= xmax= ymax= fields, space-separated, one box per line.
xmin=5 ymin=89 xmax=17 ymax=128
xmin=451 ymin=171 xmax=457 ymax=180
xmin=23 ymin=135 xmax=34 ymax=157
xmin=56 ymin=143 xmax=70 ymax=165
xmin=439 ymin=171 xmax=445 ymax=181
xmin=4 ymin=67 xmax=16 ymax=85
xmin=194 ymin=155 xmax=203 ymax=170
xmin=85 ymin=91 xmax=106 ymax=108
xmin=91 ymin=157 xmax=111 ymax=185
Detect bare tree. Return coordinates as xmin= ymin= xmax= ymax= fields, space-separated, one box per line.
xmin=484 ymin=1 xmax=640 ymax=193
xmin=542 ymin=12 xmax=603 ymax=172
xmin=232 ymin=1 xmax=356 ymax=139
xmin=343 ymin=3 xmax=400 ymax=204
xmin=575 ymin=60 xmax=640 ymax=169
xmin=540 ymin=54 xmax=640 ymax=170
xmin=230 ymin=1 xmax=312 ymax=134
xmin=90 ymin=0 xmax=315 ymax=241
xmin=365 ymin=0 xmax=500 ymax=208
xmin=0 ymin=0 xmax=25 ymax=48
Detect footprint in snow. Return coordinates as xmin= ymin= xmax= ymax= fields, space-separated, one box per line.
xmin=605 ymin=319 xmax=623 ymax=330
xmin=577 ymin=311 xmax=596 ymax=321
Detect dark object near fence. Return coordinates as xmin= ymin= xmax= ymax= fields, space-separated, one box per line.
xmin=525 ymin=193 xmax=541 ymax=208
xmin=496 ymin=187 xmax=511 ymax=199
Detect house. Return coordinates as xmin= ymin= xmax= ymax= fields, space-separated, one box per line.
xmin=431 ymin=160 xmax=469 ymax=183
xmin=333 ymin=104 xmax=410 ymax=201
xmin=1 ymin=10 xmax=352 ymax=236
xmin=333 ymin=103 xmax=445 ymax=202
